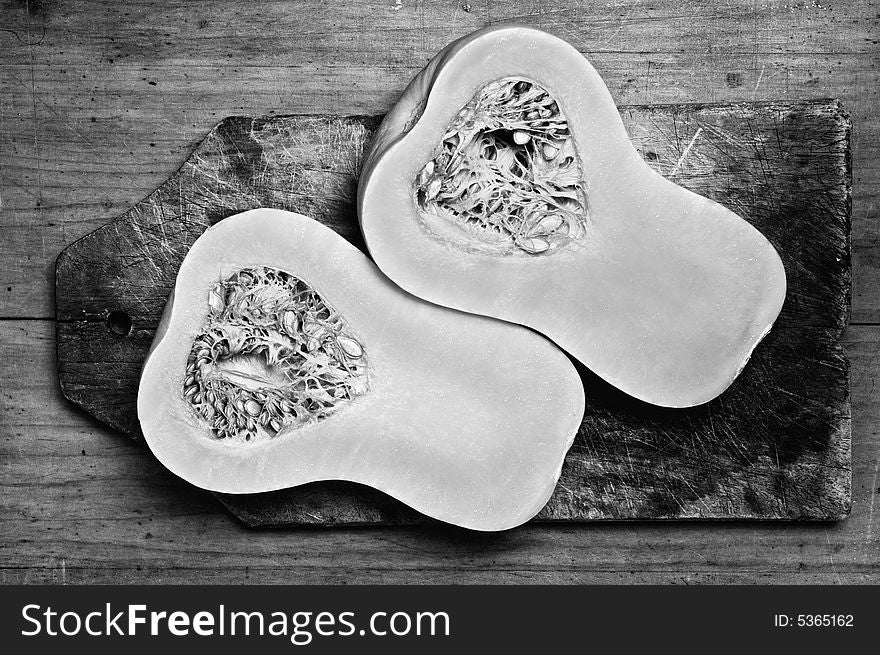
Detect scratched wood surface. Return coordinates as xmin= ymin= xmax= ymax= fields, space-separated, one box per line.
xmin=55 ymin=101 xmax=851 ymax=525
xmin=2 ymin=0 xmax=879 ymax=582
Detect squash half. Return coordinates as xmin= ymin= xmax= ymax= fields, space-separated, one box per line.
xmin=137 ymin=209 xmax=584 ymax=531
xmin=358 ymin=25 xmax=787 ymax=408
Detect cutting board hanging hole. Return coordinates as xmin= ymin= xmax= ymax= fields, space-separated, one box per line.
xmin=106 ymin=310 xmax=132 ymax=337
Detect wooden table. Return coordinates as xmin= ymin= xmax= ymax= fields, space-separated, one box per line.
xmin=2 ymin=0 xmax=878 ymax=584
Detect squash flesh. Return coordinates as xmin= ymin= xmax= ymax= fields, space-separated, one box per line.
xmin=138 ymin=209 xmax=585 ymax=531
xmin=358 ymin=25 xmax=787 ymax=408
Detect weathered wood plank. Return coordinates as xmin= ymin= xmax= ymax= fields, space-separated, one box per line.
xmin=2 ymin=320 xmax=878 ymax=583
xmin=55 ymin=101 xmax=851 ymax=523
xmin=1 ymin=0 xmax=876 ymax=581
xmin=1 ymin=0 xmax=878 ymax=320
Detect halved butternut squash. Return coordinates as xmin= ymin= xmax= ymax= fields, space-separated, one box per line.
xmin=358 ymin=24 xmax=787 ymax=408
xmin=137 ymin=208 xmax=585 ymax=531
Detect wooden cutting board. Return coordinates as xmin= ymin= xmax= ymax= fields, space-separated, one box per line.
xmin=55 ymin=99 xmax=851 ymax=526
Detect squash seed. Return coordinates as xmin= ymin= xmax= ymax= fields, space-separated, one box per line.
xmin=516 ymin=237 xmax=551 ymax=254
xmin=337 ymin=336 xmax=364 ymax=359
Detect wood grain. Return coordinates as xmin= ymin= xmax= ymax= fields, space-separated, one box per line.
xmin=2 ymin=320 xmax=878 ymax=583
xmin=55 ymin=101 xmax=851 ymax=524
xmin=1 ymin=0 xmax=877 ymax=320
xmin=1 ymin=0 xmax=878 ymax=582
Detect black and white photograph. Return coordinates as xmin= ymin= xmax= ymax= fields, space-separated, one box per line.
xmin=1 ymin=0 xmax=877 ymax=648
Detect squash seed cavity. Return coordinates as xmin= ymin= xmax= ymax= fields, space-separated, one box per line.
xmin=414 ymin=77 xmax=589 ymax=256
xmin=182 ymin=266 xmax=369 ymax=444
